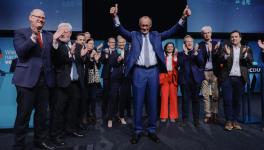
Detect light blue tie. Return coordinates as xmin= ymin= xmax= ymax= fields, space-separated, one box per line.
xmin=144 ymin=35 xmax=150 ymax=67
xmin=71 ymin=61 xmax=79 ymax=81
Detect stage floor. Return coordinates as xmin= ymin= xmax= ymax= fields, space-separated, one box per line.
xmin=1 ymin=96 xmax=264 ymax=150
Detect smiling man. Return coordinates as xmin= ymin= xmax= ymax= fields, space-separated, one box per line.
xmin=110 ymin=4 xmax=191 ymax=144
xmin=12 ymin=9 xmax=55 ymax=150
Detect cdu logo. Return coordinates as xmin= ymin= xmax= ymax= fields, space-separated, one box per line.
xmin=248 ymin=67 xmax=261 ymax=73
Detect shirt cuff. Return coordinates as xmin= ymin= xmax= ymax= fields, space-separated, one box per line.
xmin=114 ymin=16 xmax=120 ymax=27
xmin=224 ymin=54 xmax=230 ymax=60
xmin=178 ymin=18 xmax=185 ymax=26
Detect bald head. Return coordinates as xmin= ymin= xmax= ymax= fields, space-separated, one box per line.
xmin=139 ymin=16 xmax=152 ymax=34
xmin=29 ymin=9 xmax=46 ymax=30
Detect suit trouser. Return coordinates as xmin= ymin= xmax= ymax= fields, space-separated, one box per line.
xmin=108 ymin=78 xmax=131 ymax=120
xmin=201 ymin=71 xmax=219 ymax=117
xmin=180 ymin=82 xmax=201 ymax=121
xmin=221 ymin=76 xmax=244 ymax=121
xmin=102 ymin=79 xmax=110 ymax=117
xmin=87 ymin=83 xmax=98 ymax=117
xmin=132 ymin=66 xmax=159 ymax=134
xmin=160 ymin=81 xmax=178 ymax=120
xmin=13 ymin=74 xmax=50 ymax=149
xmin=50 ymin=81 xmax=81 ymax=138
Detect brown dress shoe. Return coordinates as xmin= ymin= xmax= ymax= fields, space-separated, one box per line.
xmin=224 ymin=121 xmax=233 ymax=131
xmin=233 ymin=122 xmax=242 ymax=130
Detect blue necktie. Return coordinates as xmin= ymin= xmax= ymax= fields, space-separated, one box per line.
xmin=71 ymin=60 xmax=79 ymax=81
xmin=144 ymin=35 xmax=150 ymax=67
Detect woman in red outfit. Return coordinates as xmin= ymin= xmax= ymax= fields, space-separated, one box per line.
xmin=160 ymin=42 xmax=179 ymax=122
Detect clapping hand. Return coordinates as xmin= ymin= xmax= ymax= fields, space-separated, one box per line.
xmin=194 ymin=43 xmax=199 ymax=55
xmin=80 ymin=46 xmax=88 ymax=57
xmin=258 ymin=40 xmax=264 ymax=50
xmin=117 ymin=56 xmax=123 ymax=62
xmin=110 ymin=4 xmax=118 ymax=17
xmin=214 ymin=41 xmax=221 ymax=50
xmin=70 ymin=43 xmax=76 ymax=55
xmin=183 ymin=44 xmax=188 ymax=55
xmin=224 ymin=44 xmax=230 ymax=55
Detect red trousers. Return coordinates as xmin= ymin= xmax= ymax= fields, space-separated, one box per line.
xmin=160 ymin=79 xmax=178 ymax=119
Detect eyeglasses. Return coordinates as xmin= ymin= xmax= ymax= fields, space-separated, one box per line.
xmin=32 ymin=15 xmax=45 ymax=20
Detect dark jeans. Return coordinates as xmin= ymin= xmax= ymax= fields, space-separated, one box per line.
xmin=221 ymin=76 xmax=244 ymax=121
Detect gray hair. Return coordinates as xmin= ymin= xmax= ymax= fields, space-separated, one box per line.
xmin=201 ymin=26 xmax=212 ymax=33
xmin=30 ymin=9 xmax=45 ymax=17
xmin=58 ymin=23 xmax=72 ymax=31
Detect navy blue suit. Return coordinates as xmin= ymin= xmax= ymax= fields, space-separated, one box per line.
xmin=116 ymin=23 xmax=183 ymax=134
xmin=12 ymin=28 xmax=55 ymax=149
xmin=178 ymin=50 xmax=204 ymax=122
xmin=13 ymin=28 xmax=55 ymax=88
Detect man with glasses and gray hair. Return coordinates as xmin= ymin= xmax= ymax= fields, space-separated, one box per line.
xmin=199 ymin=26 xmax=221 ymax=124
xmin=12 ymin=9 xmax=55 ymax=150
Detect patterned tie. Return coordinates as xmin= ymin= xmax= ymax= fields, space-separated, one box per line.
xmin=37 ymin=31 xmax=43 ymax=49
xmin=144 ymin=35 xmax=150 ymax=67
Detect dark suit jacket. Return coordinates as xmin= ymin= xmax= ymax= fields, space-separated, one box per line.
xmin=116 ymin=23 xmax=183 ymax=76
xmin=53 ymin=42 xmax=85 ymax=88
xmin=218 ymin=45 xmax=253 ymax=83
xmin=12 ymin=28 xmax=55 ymax=88
xmin=109 ymin=49 xmax=128 ymax=80
xmin=178 ymin=50 xmax=205 ymax=85
xmin=100 ymin=48 xmax=115 ymax=80
xmin=199 ymin=40 xmax=222 ymax=77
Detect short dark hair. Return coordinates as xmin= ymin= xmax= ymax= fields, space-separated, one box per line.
xmin=230 ymin=30 xmax=242 ymax=38
xmin=76 ymin=33 xmax=85 ymax=38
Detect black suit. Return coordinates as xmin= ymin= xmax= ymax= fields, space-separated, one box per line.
xmin=100 ymin=48 xmax=115 ymax=117
xmin=50 ymin=42 xmax=84 ymax=138
xmin=107 ymin=49 xmax=131 ymax=120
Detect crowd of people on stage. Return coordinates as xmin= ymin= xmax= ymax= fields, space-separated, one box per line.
xmin=11 ymin=5 xmax=264 ymax=150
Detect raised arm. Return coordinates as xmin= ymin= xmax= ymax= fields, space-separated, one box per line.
xmin=110 ymin=4 xmax=132 ymax=41
xmin=160 ymin=5 xmax=191 ymax=40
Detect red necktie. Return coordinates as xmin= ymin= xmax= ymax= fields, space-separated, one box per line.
xmin=37 ymin=31 xmax=43 ymax=49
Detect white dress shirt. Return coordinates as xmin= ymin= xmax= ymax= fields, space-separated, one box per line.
xmin=166 ymin=54 xmax=173 ymax=71
xmin=229 ymin=46 xmax=241 ymax=76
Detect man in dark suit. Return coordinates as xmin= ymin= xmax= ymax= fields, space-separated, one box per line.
xmin=198 ymin=26 xmax=221 ymax=123
xmin=258 ymin=39 xmax=264 ymax=132
xmin=178 ymin=35 xmax=205 ymax=127
xmin=219 ymin=30 xmax=253 ymax=131
xmin=50 ymin=23 xmax=85 ymax=146
xmin=12 ymin=9 xmax=55 ymax=150
xmin=100 ymin=37 xmax=116 ymax=119
xmin=107 ymin=36 xmax=130 ymax=128
xmin=258 ymin=40 xmax=264 ymax=62
xmin=110 ymin=4 xmax=191 ymax=144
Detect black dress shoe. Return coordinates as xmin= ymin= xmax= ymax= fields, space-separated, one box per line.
xmin=52 ymin=137 xmax=65 ymax=146
xmin=34 ymin=141 xmax=55 ymax=150
xmin=194 ymin=119 xmax=200 ymax=127
xmin=147 ymin=133 xmax=160 ymax=143
xmin=130 ymin=133 xmax=142 ymax=144
xmin=68 ymin=131 xmax=84 ymax=137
